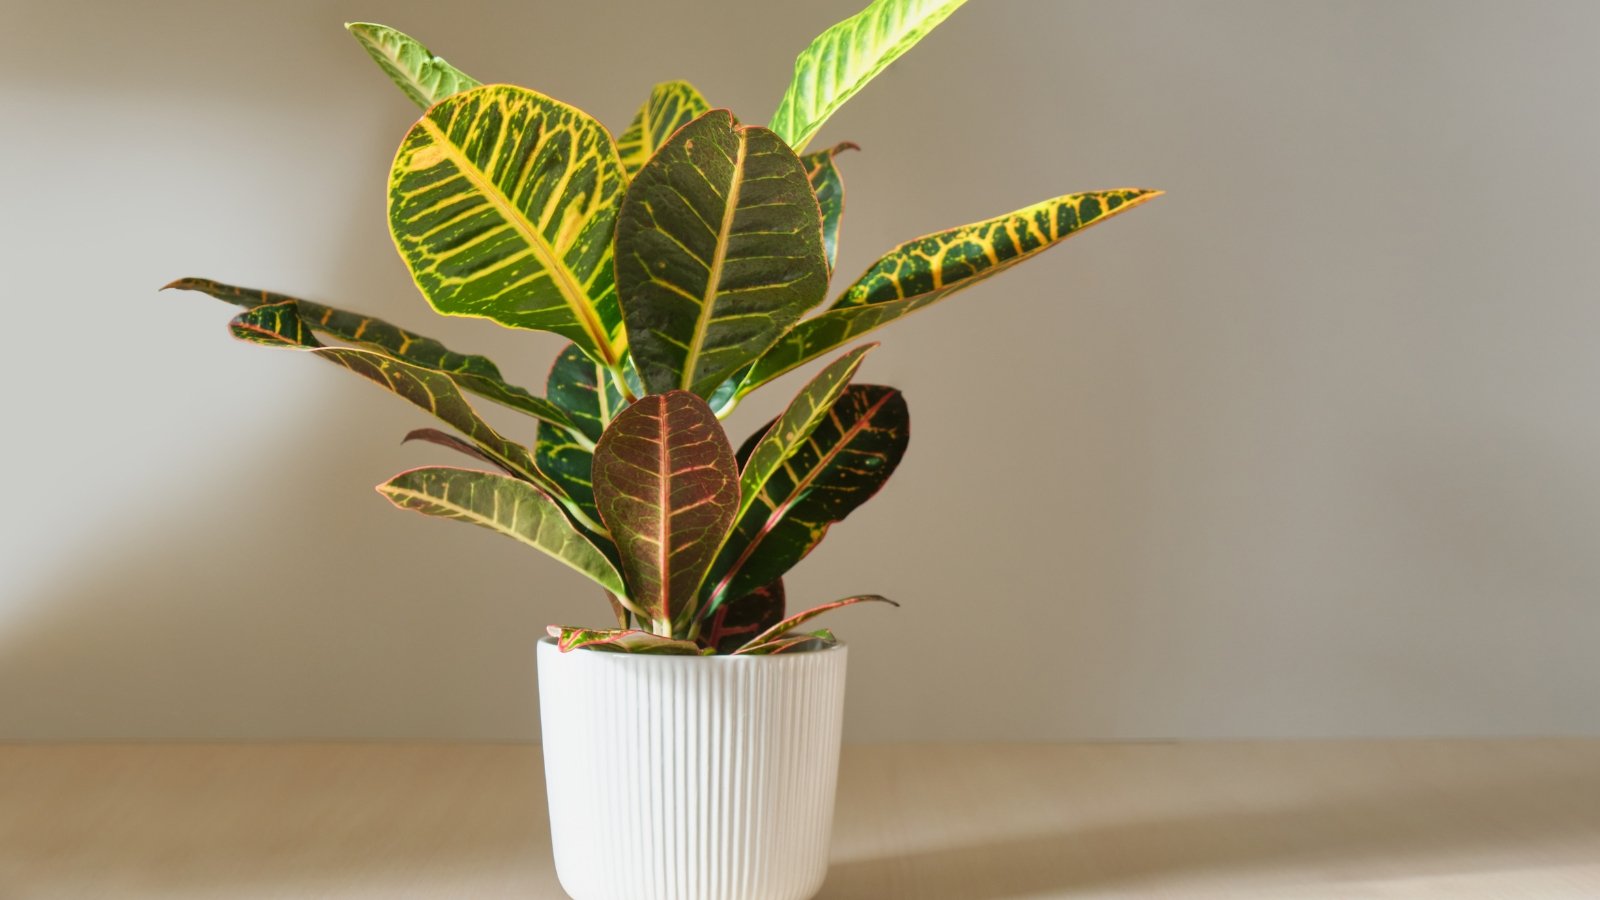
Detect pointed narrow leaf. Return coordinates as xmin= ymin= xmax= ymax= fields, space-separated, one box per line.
xmin=535 ymin=343 xmax=627 ymax=551
xmin=228 ymin=302 xmax=567 ymax=502
xmin=616 ymin=109 xmax=829 ymax=398
xmin=739 ymin=189 xmax=1162 ymax=394
xmin=389 ymin=85 xmax=628 ymax=366
xmin=734 ymin=343 xmax=874 ymax=528
xmin=346 ymin=22 xmax=480 ymax=108
xmin=616 ymin=80 xmax=712 ymax=177
xmin=803 ymin=142 xmax=857 ymax=273
xmin=734 ymin=595 xmax=896 ymax=654
xmin=167 ymin=277 xmax=581 ymax=432
xmin=548 ymin=626 xmax=705 ymax=655
xmin=380 ymin=467 xmax=626 ymax=596
xmin=592 ymin=391 xmax=739 ymax=633
xmin=769 ymin=0 xmax=967 ymax=151
xmin=403 ymin=428 xmax=518 ymax=475
xmin=740 ymin=627 xmax=837 ymax=656
xmin=702 ymin=579 xmax=785 ymax=654
xmin=705 ymin=384 xmax=908 ymax=613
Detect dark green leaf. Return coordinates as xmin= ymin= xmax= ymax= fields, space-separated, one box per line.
xmin=702 ymin=579 xmax=785 ymax=654
xmin=616 ymin=109 xmax=829 ymax=398
xmin=802 ymin=141 xmax=857 ymax=273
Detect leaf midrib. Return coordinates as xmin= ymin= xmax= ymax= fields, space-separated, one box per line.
xmin=418 ymin=116 xmax=617 ymax=366
xmin=679 ymin=127 xmax=749 ymax=391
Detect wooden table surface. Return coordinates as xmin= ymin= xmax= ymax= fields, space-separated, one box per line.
xmin=3 ymin=741 xmax=1598 ymax=898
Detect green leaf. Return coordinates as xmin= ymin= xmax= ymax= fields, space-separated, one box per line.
xmin=616 ymin=80 xmax=712 ymax=178
xmin=704 ymin=384 xmax=909 ymax=613
xmin=803 ymin=142 xmax=858 ymax=273
xmin=403 ymin=427 xmax=518 ymax=476
xmin=166 ymin=277 xmax=582 ymax=434
xmin=702 ymin=579 xmax=785 ymax=654
xmin=389 ymin=85 xmax=628 ymax=368
xmin=733 ymin=595 xmax=897 ymax=654
xmin=547 ymin=626 xmax=706 ymax=655
xmin=592 ymin=391 xmax=740 ymax=635
xmin=739 ymin=627 xmax=836 ymax=655
xmin=534 ymin=343 xmax=627 ymax=559
xmin=346 ymin=22 xmax=480 ymax=108
xmin=739 ymin=188 xmax=1162 ymax=395
xmin=732 ymin=343 xmax=874 ymax=535
xmin=769 ymin=0 xmax=967 ymax=152
xmin=379 ymin=467 xmax=627 ymax=597
xmin=616 ymin=109 xmax=829 ymax=398
xmin=228 ymin=302 xmax=574 ymax=508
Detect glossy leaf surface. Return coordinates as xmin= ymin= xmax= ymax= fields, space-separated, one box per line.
xmin=701 ymin=580 xmax=785 ymax=654
xmin=228 ymin=302 xmax=562 ymax=499
xmin=402 ymin=428 xmax=517 ymax=476
xmin=389 ymin=85 xmax=627 ymax=366
xmin=167 ymin=277 xmax=579 ymax=432
xmin=615 ymin=80 xmax=711 ymax=177
xmin=705 ymin=384 xmax=908 ymax=612
xmin=379 ymin=467 xmax=626 ymax=596
xmin=592 ymin=391 xmax=739 ymax=634
xmin=733 ymin=595 xmax=897 ymax=654
xmin=616 ymin=109 xmax=828 ymax=398
xmin=547 ymin=626 xmax=704 ymax=654
xmin=346 ymin=22 xmax=479 ymax=108
xmin=769 ymin=0 xmax=967 ymax=152
xmin=739 ymin=188 xmax=1161 ymax=394
xmin=803 ymin=142 xmax=857 ymax=273
xmin=535 ymin=343 xmax=626 ymax=537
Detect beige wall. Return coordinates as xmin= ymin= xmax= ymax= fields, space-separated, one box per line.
xmin=4 ymin=0 xmax=1599 ymax=741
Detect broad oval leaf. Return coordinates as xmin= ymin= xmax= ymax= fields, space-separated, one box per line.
xmin=228 ymin=302 xmax=576 ymax=512
xmin=547 ymin=626 xmax=704 ymax=655
xmin=616 ymin=80 xmax=712 ymax=178
xmin=733 ymin=595 xmax=897 ymax=654
xmin=769 ymin=0 xmax=967 ymax=152
xmin=380 ymin=466 xmax=626 ymax=598
xmin=389 ymin=85 xmax=628 ymax=366
xmin=592 ymin=390 xmax=740 ymax=634
xmin=167 ymin=277 xmax=580 ymax=433
xmin=346 ymin=22 xmax=480 ymax=108
xmin=702 ymin=579 xmax=785 ymax=654
xmin=803 ymin=141 xmax=858 ymax=273
xmin=739 ymin=188 xmax=1162 ymax=395
xmin=616 ymin=109 xmax=829 ymax=398
xmin=703 ymin=384 xmax=909 ymax=613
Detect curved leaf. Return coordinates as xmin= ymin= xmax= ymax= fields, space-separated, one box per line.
xmin=592 ymin=391 xmax=739 ymax=634
xmin=769 ymin=0 xmax=967 ymax=152
xmin=704 ymin=384 xmax=908 ymax=613
xmin=166 ymin=277 xmax=580 ymax=433
xmin=346 ymin=22 xmax=480 ymax=108
xmin=733 ymin=595 xmax=897 ymax=654
xmin=803 ymin=141 xmax=858 ymax=273
xmin=734 ymin=343 xmax=875 ymax=529
xmin=740 ymin=627 xmax=836 ymax=656
xmin=547 ymin=626 xmax=704 ymax=655
xmin=228 ymin=302 xmax=577 ymax=510
xmin=616 ymin=109 xmax=829 ymax=398
xmin=739 ymin=188 xmax=1162 ymax=395
xmin=380 ymin=467 xmax=627 ymax=598
xmin=702 ymin=579 xmax=785 ymax=654
xmin=389 ymin=85 xmax=628 ymax=367
xmin=403 ymin=428 xmax=518 ymax=476
xmin=616 ymin=80 xmax=712 ymax=177
xmin=535 ymin=343 xmax=627 ymax=558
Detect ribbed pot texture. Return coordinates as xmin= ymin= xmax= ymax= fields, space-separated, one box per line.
xmin=536 ymin=638 xmax=849 ymax=900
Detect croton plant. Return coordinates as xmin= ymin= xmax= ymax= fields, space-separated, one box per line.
xmin=169 ymin=0 xmax=1158 ymax=656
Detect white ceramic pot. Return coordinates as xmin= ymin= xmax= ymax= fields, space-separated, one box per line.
xmin=536 ymin=637 xmax=848 ymax=900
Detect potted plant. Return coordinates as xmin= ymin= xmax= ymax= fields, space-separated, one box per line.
xmin=168 ymin=1 xmax=1159 ymax=896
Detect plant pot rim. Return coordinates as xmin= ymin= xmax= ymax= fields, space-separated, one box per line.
xmin=536 ymin=636 xmax=848 ymax=662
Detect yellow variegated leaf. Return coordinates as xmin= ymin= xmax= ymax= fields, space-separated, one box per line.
xmin=615 ymin=80 xmax=711 ymax=177
xmin=738 ymin=188 xmax=1163 ymax=395
xmin=388 ymin=85 xmax=628 ymax=368
xmin=770 ymin=0 xmax=967 ymax=152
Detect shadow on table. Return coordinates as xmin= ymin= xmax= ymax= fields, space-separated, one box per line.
xmin=816 ymin=763 xmax=1600 ymax=899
